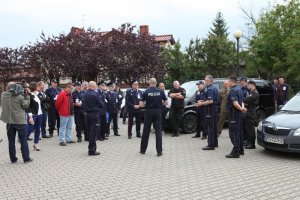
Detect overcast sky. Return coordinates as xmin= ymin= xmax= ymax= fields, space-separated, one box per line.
xmin=0 ymin=0 xmax=284 ymax=49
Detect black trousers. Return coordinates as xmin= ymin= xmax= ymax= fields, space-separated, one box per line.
xmin=195 ymin=110 xmax=207 ymax=137
xmin=48 ymin=107 xmax=60 ymax=134
xmin=99 ymin=114 xmax=108 ymax=139
xmin=140 ymin=109 xmax=162 ymax=153
xmin=245 ymin=111 xmax=256 ymax=145
xmin=74 ymin=109 xmax=88 ymax=140
xmin=228 ymin=110 xmax=243 ymax=153
xmin=108 ymin=112 xmax=118 ymax=134
xmin=7 ymin=124 xmax=31 ymax=162
xmin=122 ymin=107 xmax=128 ymax=123
xmin=169 ymin=107 xmax=184 ymax=133
xmin=128 ymin=112 xmax=141 ymax=136
xmin=161 ymin=108 xmax=168 ymax=131
xmin=86 ymin=112 xmax=100 ymax=154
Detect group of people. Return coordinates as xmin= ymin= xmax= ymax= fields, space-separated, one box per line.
xmin=0 ymin=77 xmax=169 ymax=162
xmin=0 ymin=74 xmax=290 ymax=163
xmin=168 ymin=75 xmax=260 ymax=158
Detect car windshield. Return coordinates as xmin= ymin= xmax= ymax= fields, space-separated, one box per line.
xmin=281 ymin=95 xmax=300 ymax=112
xmin=181 ymin=81 xmax=198 ymax=99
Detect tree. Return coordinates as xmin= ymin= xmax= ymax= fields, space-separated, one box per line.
xmin=247 ymin=0 xmax=300 ymax=81
xmin=202 ymin=12 xmax=236 ymax=77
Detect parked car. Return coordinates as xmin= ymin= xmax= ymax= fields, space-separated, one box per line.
xmin=165 ymin=78 xmax=275 ymax=134
xmin=257 ymin=92 xmax=300 ymax=153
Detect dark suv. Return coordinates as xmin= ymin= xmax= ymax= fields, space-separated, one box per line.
xmin=165 ymin=78 xmax=275 ymax=133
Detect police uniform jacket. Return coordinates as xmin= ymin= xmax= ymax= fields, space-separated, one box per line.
xmin=97 ymin=89 xmax=107 ymax=115
xmin=45 ymin=87 xmax=62 ymax=106
xmin=205 ymin=84 xmax=219 ymax=115
xmin=195 ymin=89 xmax=206 ymax=114
xmin=241 ymin=85 xmax=250 ymax=100
xmin=105 ymin=90 xmax=119 ymax=114
xmin=126 ymin=89 xmax=143 ymax=113
xmin=83 ymin=89 xmax=104 ymax=113
xmin=72 ymin=90 xmax=85 ymax=111
xmin=227 ymin=85 xmax=243 ymax=112
xmin=142 ymin=87 xmax=167 ymax=109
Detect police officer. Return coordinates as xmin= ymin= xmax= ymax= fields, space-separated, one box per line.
xmin=83 ymin=81 xmax=104 ymax=156
xmin=192 ymin=81 xmax=207 ymax=139
xmin=45 ymin=79 xmax=62 ymax=137
xmin=105 ymin=82 xmax=120 ymax=136
xmin=72 ymin=81 xmax=88 ymax=142
xmin=126 ymin=80 xmax=143 ymax=139
xmin=198 ymin=75 xmax=219 ymax=150
xmin=217 ymin=80 xmax=230 ymax=137
xmin=97 ymin=81 xmax=108 ymax=141
xmin=168 ymin=81 xmax=186 ymax=137
xmin=139 ymin=78 xmax=168 ymax=156
xmin=244 ymin=80 xmax=259 ymax=149
xmin=240 ymin=77 xmax=250 ymax=145
xmin=226 ymin=76 xmax=247 ymax=158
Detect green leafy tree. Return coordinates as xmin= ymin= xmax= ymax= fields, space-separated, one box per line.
xmin=247 ymin=0 xmax=300 ymax=81
xmin=202 ymin=12 xmax=236 ymax=77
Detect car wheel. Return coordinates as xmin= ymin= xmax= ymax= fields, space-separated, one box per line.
xmin=182 ymin=114 xmax=197 ymax=134
xmin=256 ymin=109 xmax=266 ymax=123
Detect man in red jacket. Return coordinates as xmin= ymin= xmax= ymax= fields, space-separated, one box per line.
xmin=55 ymin=83 xmax=76 ymax=146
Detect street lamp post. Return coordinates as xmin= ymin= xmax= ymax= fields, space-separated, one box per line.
xmin=234 ymin=29 xmax=243 ymax=77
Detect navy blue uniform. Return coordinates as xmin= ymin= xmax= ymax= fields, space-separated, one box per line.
xmin=241 ymin=85 xmax=250 ymax=142
xmin=83 ymin=89 xmax=104 ymax=154
xmin=126 ymin=89 xmax=143 ymax=137
xmin=227 ymin=85 xmax=244 ymax=154
xmin=140 ymin=86 xmax=167 ymax=154
xmin=97 ymin=89 xmax=108 ymax=139
xmin=45 ymin=87 xmax=62 ymax=136
xmin=105 ymin=90 xmax=119 ymax=136
xmin=278 ymin=83 xmax=289 ymax=106
xmin=194 ymin=89 xmax=207 ymax=138
xmin=72 ymin=90 xmax=88 ymax=141
xmin=205 ymin=84 xmax=219 ymax=148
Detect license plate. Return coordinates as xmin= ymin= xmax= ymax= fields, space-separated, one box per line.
xmin=264 ymin=136 xmax=284 ymax=144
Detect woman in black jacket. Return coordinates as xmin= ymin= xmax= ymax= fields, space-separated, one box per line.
xmin=26 ymin=81 xmax=43 ymax=151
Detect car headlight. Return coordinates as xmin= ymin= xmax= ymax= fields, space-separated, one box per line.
xmin=293 ymin=128 xmax=300 ymax=136
xmin=257 ymin=121 xmax=263 ymax=132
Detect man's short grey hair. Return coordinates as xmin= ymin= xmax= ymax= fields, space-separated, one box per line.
xmin=205 ymin=75 xmax=214 ymax=82
xmin=149 ymin=78 xmax=157 ymax=86
xmin=88 ymin=81 xmax=96 ymax=89
xmin=82 ymin=81 xmax=88 ymax=86
xmin=6 ymin=82 xmax=15 ymax=90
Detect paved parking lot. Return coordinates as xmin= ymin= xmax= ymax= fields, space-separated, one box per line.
xmin=0 ymin=116 xmax=300 ymax=200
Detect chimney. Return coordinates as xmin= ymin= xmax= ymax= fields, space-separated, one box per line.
xmin=140 ymin=25 xmax=149 ymax=35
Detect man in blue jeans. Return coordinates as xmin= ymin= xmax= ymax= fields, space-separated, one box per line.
xmin=0 ymin=82 xmax=33 ymax=163
xmin=55 ymin=83 xmax=76 ymax=146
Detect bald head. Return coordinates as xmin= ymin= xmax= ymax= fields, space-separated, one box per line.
xmin=88 ymin=81 xmax=97 ymax=90
xmin=6 ymin=82 xmax=15 ymax=91
xmin=148 ymin=78 xmax=157 ymax=86
xmin=173 ymin=81 xmax=180 ymax=89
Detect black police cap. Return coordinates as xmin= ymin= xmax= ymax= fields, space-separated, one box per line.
xmin=74 ymin=81 xmax=81 ymax=86
xmin=51 ymin=79 xmax=58 ymax=83
xmin=130 ymin=80 xmax=138 ymax=85
xmin=97 ymin=80 xmax=106 ymax=86
xmin=240 ymin=77 xmax=247 ymax=82
xmin=107 ymin=81 xmax=115 ymax=87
